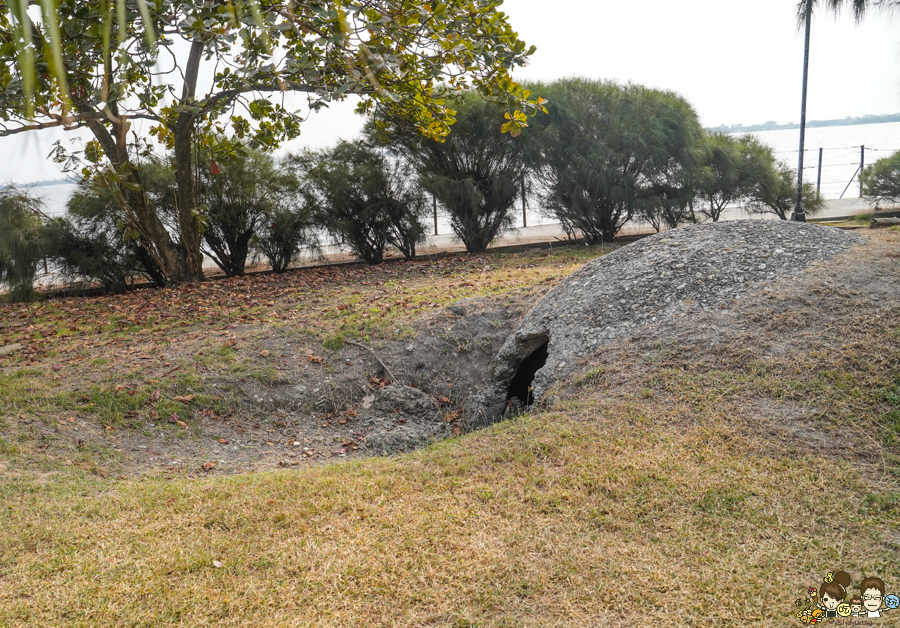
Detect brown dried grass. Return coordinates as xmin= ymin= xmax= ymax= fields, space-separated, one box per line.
xmin=1 ymin=232 xmax=899 ymax=627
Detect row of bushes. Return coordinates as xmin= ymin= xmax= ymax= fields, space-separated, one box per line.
xmin=0 ymin=141 xmax=417 ymax=298
xmin=3 ymin=77 xmax=875 ymax=300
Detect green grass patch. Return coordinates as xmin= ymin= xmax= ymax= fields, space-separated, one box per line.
xmin=0 ymin=436 xmax=18 ymax=455
xmin=697 ymin=486 xmax=748 ymax=516
xmin=0 ymin=369 xmax=57 ymax=419
xmin=861 ymin=491 xmax=900 ymax=516
xmin=573 ymin=365 xmax=608 ymax=387
xmin=322 ymin=332 xmax=347 ymax=351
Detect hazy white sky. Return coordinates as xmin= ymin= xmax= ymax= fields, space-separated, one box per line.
xmin=4 ymin=0 xmax=899 ymax=183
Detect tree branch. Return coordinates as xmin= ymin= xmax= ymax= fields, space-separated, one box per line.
xmin=182 ymin=40 xmax=205 ymax=102
xmin=0 ymin=112 xmax=160 ymax=137
xmin=0 ymin=118 xmax=88 ymax=136
xmin=173 ymin=39 xmax=206 ymax=134
xmin=346 ymin=340 xmax=397 ymax=383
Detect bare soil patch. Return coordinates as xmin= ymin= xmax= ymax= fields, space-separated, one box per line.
xmin=0 ymin=247 xmax=603 ymax=478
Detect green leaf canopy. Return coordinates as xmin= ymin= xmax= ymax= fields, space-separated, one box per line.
xmin=525 ymin=78 xmax=704 ymax=244
xmin=0 ymin=0 xmax=538 ymax=283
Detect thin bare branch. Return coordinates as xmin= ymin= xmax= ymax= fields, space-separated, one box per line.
xmin=0 ymin=111 xmax=160 ymax=137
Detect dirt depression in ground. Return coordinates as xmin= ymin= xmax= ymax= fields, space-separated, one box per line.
xmin=0 ymin=250 xmax=579 ymax=477
xmin=1 ymin=228 xmax=896 ymax=480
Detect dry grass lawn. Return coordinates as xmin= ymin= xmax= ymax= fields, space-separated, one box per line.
xmin=1 ymin=233 xmax=899 ymax=627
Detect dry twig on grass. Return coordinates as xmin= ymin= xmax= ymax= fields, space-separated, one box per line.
xmin=346 ymin=340 xmax=397 ymax=383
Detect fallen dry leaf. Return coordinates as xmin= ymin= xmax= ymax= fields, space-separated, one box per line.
xmin=361 ymin=394 xmax=375 ymax=409
xmin=217 ymin=438 xmax=229 ymax=444
xmin=434 ymin=395 xmax=451 ymax=405
xmin=150 ymin=389 xmax=161 ymax=402
xmin=306 ymin=355 xmax=323 ymax=364
xmin=173 ymin=394 xmax=194 ymax=404
xmin=212 ymin=560 xmax=223 ymax=568
xmin=201 ymin=461 xmax=216 ymax=471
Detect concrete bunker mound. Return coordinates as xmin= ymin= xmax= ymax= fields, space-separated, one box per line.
xmin=466 ymin=220 xmax=863 ymax=425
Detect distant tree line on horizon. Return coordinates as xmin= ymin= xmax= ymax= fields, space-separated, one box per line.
xmin=2 ymin=77 xmax=849 ymax=301
xmin=707 ymin=112 xmax=900 ymax=135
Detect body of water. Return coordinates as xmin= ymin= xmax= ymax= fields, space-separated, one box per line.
xmin=739 ymin=121 xmax=900 ymax=200
xmin=29 ymin=182 xmax=79 ymax=219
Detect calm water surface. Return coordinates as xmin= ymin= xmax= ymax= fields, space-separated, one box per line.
xmin=741 ymin=121 xmax=900 ymax=200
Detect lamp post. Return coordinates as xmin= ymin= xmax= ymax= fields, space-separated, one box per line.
xmin=792 ymin=0 xmax=814 ymax=222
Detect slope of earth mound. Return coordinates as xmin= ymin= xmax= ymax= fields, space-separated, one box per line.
xmin=467 ymin=220 xmax=863 ymax=423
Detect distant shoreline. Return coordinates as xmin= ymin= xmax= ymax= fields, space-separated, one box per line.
xmin=707 ymin=113 xmax=900 ymax=134
xmin=13 ymin=178 xmax=78 ymax=188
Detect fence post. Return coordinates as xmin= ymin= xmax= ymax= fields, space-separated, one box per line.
xmin=816 ymin=147 xmax=823 ymax=195
xmin=859 ymin=145 xmax=865 ymax=198
xmin=433 ymin=194 xmax=438 ymax=236
xmin=521 ymin=176 xmax=527 ymax=228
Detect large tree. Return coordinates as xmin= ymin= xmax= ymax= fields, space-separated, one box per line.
xmin=0 ymin=0 xmax=539 ymax=283
xmin=733 ymin=138 xmax=825 ymax=220
xmin=696 ymin=134 xmax=773 ymax=222
xmin=43 ymin=177 xmax=167 ymax=292
xmin=0 ymin=186 xmax=44 ymax=301
xmin=296 ymin=140 xmax=427 ymax=264
xmin=750 ymin=161 xmax=825 ymax=220
xmin=525 ymin=78 xmax=704 ymax=244
xmin=375 ymin=90 xmax=529 ymax=253
xmin=139 ymin=147 xmax=293 ymax=278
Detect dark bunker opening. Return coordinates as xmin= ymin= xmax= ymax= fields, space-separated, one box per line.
xmin=506 ymin=341 xmax=549 ymax=406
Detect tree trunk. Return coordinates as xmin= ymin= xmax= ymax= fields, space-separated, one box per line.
xmin=120 ymin=172 xmax=187 ymax=282
xmin=86 ymin=117 xmax=186 ymax=284
xmin=172 ymin=125 xmax=205 ymax=281
xmin=166 ymin=38 xmax=208 ymax=283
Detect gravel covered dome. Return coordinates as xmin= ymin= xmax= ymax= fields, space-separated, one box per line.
xmin=466 ymin=219 xmax=863 ymax=424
